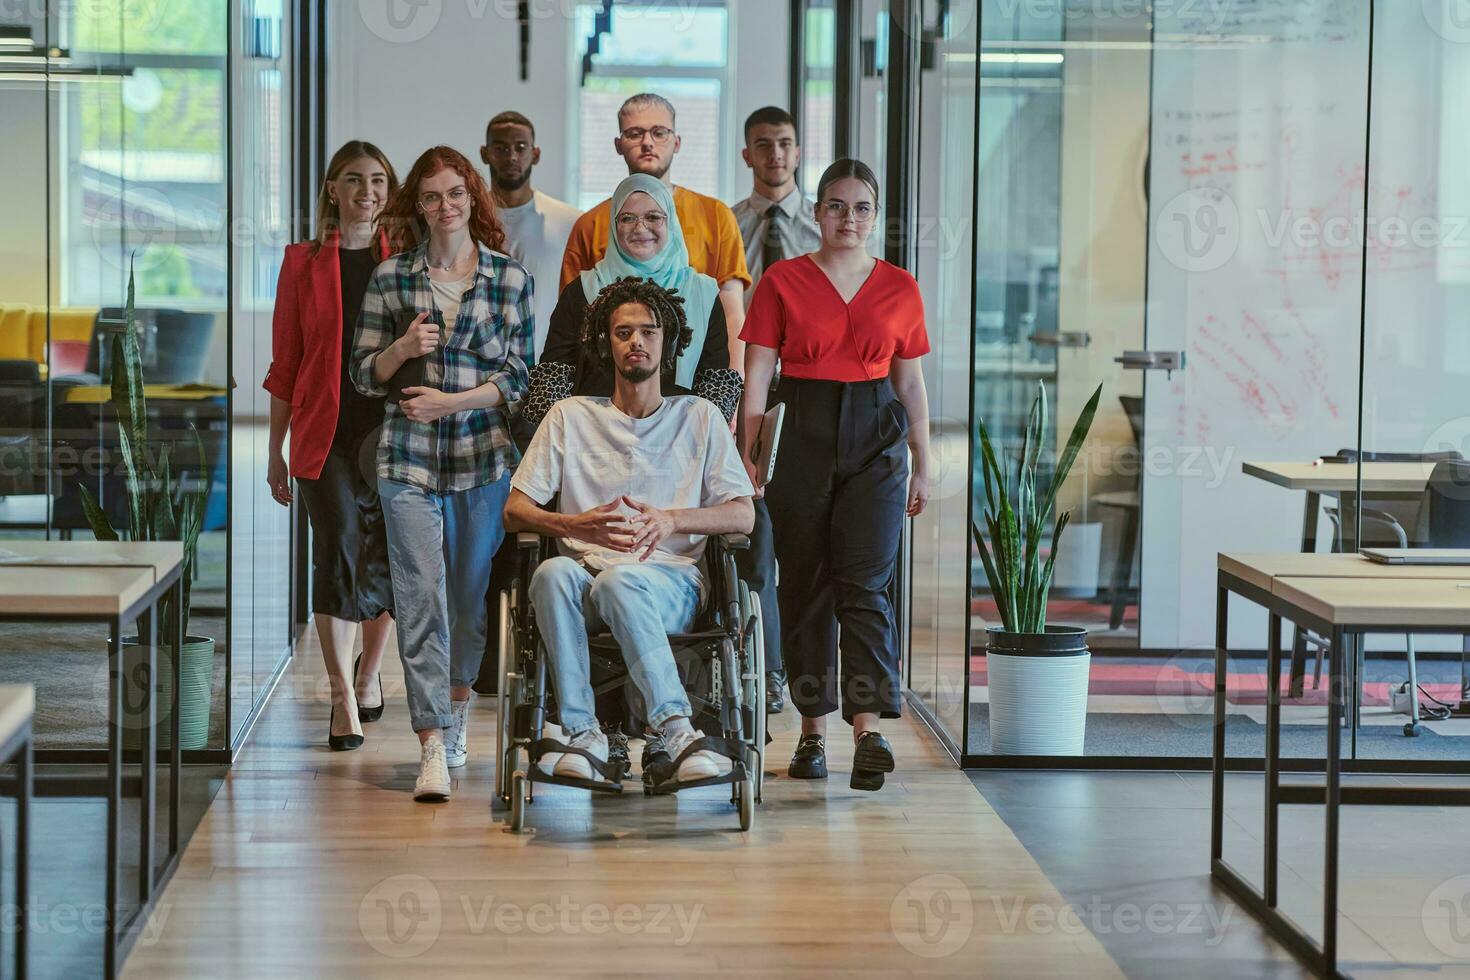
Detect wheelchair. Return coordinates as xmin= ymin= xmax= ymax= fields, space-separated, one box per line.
xmin=494 ymin=530 xmax=767 ymax=833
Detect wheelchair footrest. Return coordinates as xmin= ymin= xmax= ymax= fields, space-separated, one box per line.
xmin=645 ymin=763 xmax=747 ymax=796
xmin=526 ymin=766 xmax=626 ymax=794
xmin=526 ymin=736 xmax=630 ymax=793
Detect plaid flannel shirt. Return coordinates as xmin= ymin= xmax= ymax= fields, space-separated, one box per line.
xmin=351 ymin=241 xmax=533 ymax=494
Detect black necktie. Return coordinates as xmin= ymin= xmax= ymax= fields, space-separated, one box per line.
xmin=761 ymin=208 xmax=785 ymax=277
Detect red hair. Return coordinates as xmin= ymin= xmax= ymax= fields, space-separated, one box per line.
xmin=381 ymin=145 xmax=505 ymax=255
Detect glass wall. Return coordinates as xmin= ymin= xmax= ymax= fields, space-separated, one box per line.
xmin=960 ymin=0 xmax=1470 ymax=772
xmin=0 ymin=0 xmax=294 ymax=757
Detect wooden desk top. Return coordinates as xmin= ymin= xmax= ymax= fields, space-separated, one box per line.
xmin=63 ymin=384 xmax=226 ymax=405
xmin=1241 ymin=460 xmax=1435 ymax=493
xmin=0 ymin=541 xmax=182 ymax=583
xmin=0 ymin=685 xmax=34 ymax=746
xmin=1270 ymin=576 xmax=1470 ymax=628
xmin=1218 ymin=552 xmax=1470 ymax=591
xmin=0 ymin=565 xmax=156 ymax=617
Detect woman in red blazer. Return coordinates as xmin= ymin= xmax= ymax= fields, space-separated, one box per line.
xmin=265 ymin=140 xmax=400 ymax=751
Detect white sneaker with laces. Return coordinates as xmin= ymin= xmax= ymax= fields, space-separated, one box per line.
xmin=446 ymin=695 xmax=472 ymax=768
xmin=537 ymin=721 xmax=566 ymax=775
xmin=663 ymin=727 xmax=725 ymax=782
xmin=552 ymin=727 xmax=609 ymax=781
xmin=414 ymin=735 xmax=451 ymax=802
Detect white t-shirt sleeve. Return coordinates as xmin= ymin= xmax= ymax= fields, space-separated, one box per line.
xmin=510 ymin=402 xmax=565 ymax=505
xmin=699 ymin=401 xmax=756 ymax=506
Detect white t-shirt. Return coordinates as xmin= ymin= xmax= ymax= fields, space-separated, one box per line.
xmin=511 ymin=395 xmax=754 ymax=573
xmin=496 ymin=189 xmax=581 ymax=359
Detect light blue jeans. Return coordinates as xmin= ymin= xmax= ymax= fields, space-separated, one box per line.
xmin=379 ymin=475 xmax=510 ymax=732
xmin=528 ymin=557 xmax=703 ymax=737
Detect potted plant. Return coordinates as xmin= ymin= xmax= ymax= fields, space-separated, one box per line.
xmin=973 ymin=381 xmax=1102 ymax=755
xmin=79 ymin=264 xmax=215 ymax=750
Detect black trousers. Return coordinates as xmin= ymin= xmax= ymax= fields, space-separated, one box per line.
xmin=296 ymin=448 xmax=394 ymax=622
xmin=735 ymin=497 xmax=782 ymax=673
xmin=764 ymin=376 xmax=907 ymax=722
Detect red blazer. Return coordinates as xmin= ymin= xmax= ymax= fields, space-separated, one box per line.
xmin=263 ymin=229 xmax=390 ymax=480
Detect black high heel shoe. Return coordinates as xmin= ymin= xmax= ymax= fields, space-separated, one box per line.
xmin=355 ymin=655 xmax=384 ymax=723
xmin=328 ymin=703 xmax=364 ymax=752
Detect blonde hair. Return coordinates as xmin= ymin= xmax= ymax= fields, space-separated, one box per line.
xmin=310 ymin=140 xmax=399 ymax=254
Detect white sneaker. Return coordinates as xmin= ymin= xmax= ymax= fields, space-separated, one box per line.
xmin=552 ymin=727 xmax=609 ymax=781
xmin=446 ymin=696 xmax=472 ymax=768
xmin=414 ymin=736 xmax=451 ymax=802
xmin=663 ymin=727 xmax=726 ymax=783
xmin=537 ymin=721 xmax=566 ymax=775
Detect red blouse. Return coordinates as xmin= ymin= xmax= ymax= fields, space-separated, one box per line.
xmin=739 ymin=255 xmax=930 ymax=381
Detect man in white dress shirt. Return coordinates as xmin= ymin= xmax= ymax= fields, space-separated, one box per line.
xmin=729 ymin=106 xmax=822 ymax=715
xmin=481 ymin=110 xmax=581 ymax=360
xmin=731 ymin=106 xmax=822 ymax=301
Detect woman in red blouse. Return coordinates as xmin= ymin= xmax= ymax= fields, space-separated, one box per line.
xmin=264 ymin=140 xmax=399 ymax=752
xmin=739 ymin=158 xmax=932 ymax=792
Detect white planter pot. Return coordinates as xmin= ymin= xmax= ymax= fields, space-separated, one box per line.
xmin=986 ymin=626 xmax=1090 ymax=755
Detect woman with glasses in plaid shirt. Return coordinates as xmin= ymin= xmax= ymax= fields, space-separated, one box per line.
xmin=351 ymin=146 xmax=533 ymax=803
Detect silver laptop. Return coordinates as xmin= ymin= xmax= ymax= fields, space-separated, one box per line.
xmin=1362 ymin=548 xmax=1470 ymax=565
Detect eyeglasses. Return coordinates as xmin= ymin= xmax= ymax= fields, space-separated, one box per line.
xmin=615 ymin=212 xmax=668 ymax=230
xmin=419 ymin=186 xmax=469 ymax=211
xmin=619 ymin=126 xmax=675 ymax=145
xmin=487 ymin=141 xmax=531 ymax=158
xmin=820 ymin=200 xmax=877 ymax=221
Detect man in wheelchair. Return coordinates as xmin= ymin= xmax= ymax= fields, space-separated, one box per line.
xmin=503 ymin=277 xmax=755 ymax=791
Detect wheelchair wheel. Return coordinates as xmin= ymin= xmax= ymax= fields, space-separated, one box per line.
xmin=510 ymin=771 xmax=528 ymax=833
xmin=495 ymin=590 xmax=513 ymax=803
xmin=737 ymin=776 xmax=753 ymax=832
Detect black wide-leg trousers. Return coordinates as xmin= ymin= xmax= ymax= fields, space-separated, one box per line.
xmin=764 ymin=376 xmax=908 ymax=722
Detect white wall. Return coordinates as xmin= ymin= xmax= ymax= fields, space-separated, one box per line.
xmin=327 ymin=1 xmax=790 ymax=207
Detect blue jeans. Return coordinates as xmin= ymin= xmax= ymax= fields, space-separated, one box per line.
xmin=528 ymin=557 xmax=702 ymax=737
xmin=380 ymin=475 xmax=510 ymax=732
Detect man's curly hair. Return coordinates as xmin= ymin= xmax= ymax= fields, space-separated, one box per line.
xmin=580 ymin=276 xmax=693 ymax=377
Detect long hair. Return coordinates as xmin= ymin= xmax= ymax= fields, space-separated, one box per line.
xmin=581 ymin=277 xmax=692 ymax=378
xmin=310 ymin=140 xmax=399 ymax=255
xmin=379 ymin=145 xmax=505 ymax=255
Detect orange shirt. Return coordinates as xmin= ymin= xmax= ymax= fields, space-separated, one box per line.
xmin=740 ymin=255 xmax=930 ymax=382
xmin=559 ymin=184 xmax=752 ymax=290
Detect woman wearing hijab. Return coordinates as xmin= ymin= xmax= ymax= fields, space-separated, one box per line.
xmin=537 ymin=173 xmax=731 ymax=399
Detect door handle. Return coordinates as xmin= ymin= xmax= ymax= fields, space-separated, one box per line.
xmin=1115 ymin=350 xmax=1184 ymax=378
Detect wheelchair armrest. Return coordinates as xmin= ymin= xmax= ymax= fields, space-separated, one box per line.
xmin=517 ymin=532 xmax=543 ymax=551
xmin=716 ymin=533 xmax=750 ymax=551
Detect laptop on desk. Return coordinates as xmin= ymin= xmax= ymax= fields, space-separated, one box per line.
xmin=1362 ymin=548 xmax=1470 ymax=566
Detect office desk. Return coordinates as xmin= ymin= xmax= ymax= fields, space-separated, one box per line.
xmin=1212 ymin=554 xmax=1470 ymax=978
xmin=1241 ymin=461 xmax=1441 ymax=697
xmin=61 ymin=384 xmax=227 ymax=404
xmin=0 ymin=685 xmax=33 ymax=979
xmin=0 ymin=542 xmax=184 ymax=979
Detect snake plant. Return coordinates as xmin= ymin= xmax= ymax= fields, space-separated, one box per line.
xmin=973 ymin=381 xmax=1103 ymax=634
xmin=79 ymin=261 xmax=208 ymax=646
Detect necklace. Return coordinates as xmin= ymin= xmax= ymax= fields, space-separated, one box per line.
xmin=429 ymin=242 xmax=469 ymax=272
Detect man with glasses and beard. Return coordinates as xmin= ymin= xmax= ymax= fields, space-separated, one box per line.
xmin=481 ymin=110 xmax=581 ymax=360
xmin=559 ymin=93 xmax=750 ymax=368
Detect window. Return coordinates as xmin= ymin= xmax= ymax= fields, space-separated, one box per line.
xmin=572 ymin=2 xmax=732 ymax=209
xmin=64 ymin=0 xmax=229 ymax=310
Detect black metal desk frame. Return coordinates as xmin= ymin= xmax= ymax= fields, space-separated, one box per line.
xmin=0 ymin=565 xmax=183 ymax=979
xmin=1212 ymin=568 xmax=1470 ymax=978
xmin=0 ymin=701 xmax=32 ymax=978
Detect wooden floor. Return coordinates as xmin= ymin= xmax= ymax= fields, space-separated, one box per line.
xmin=124 ymin=628 xmax=1123 ymax=978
